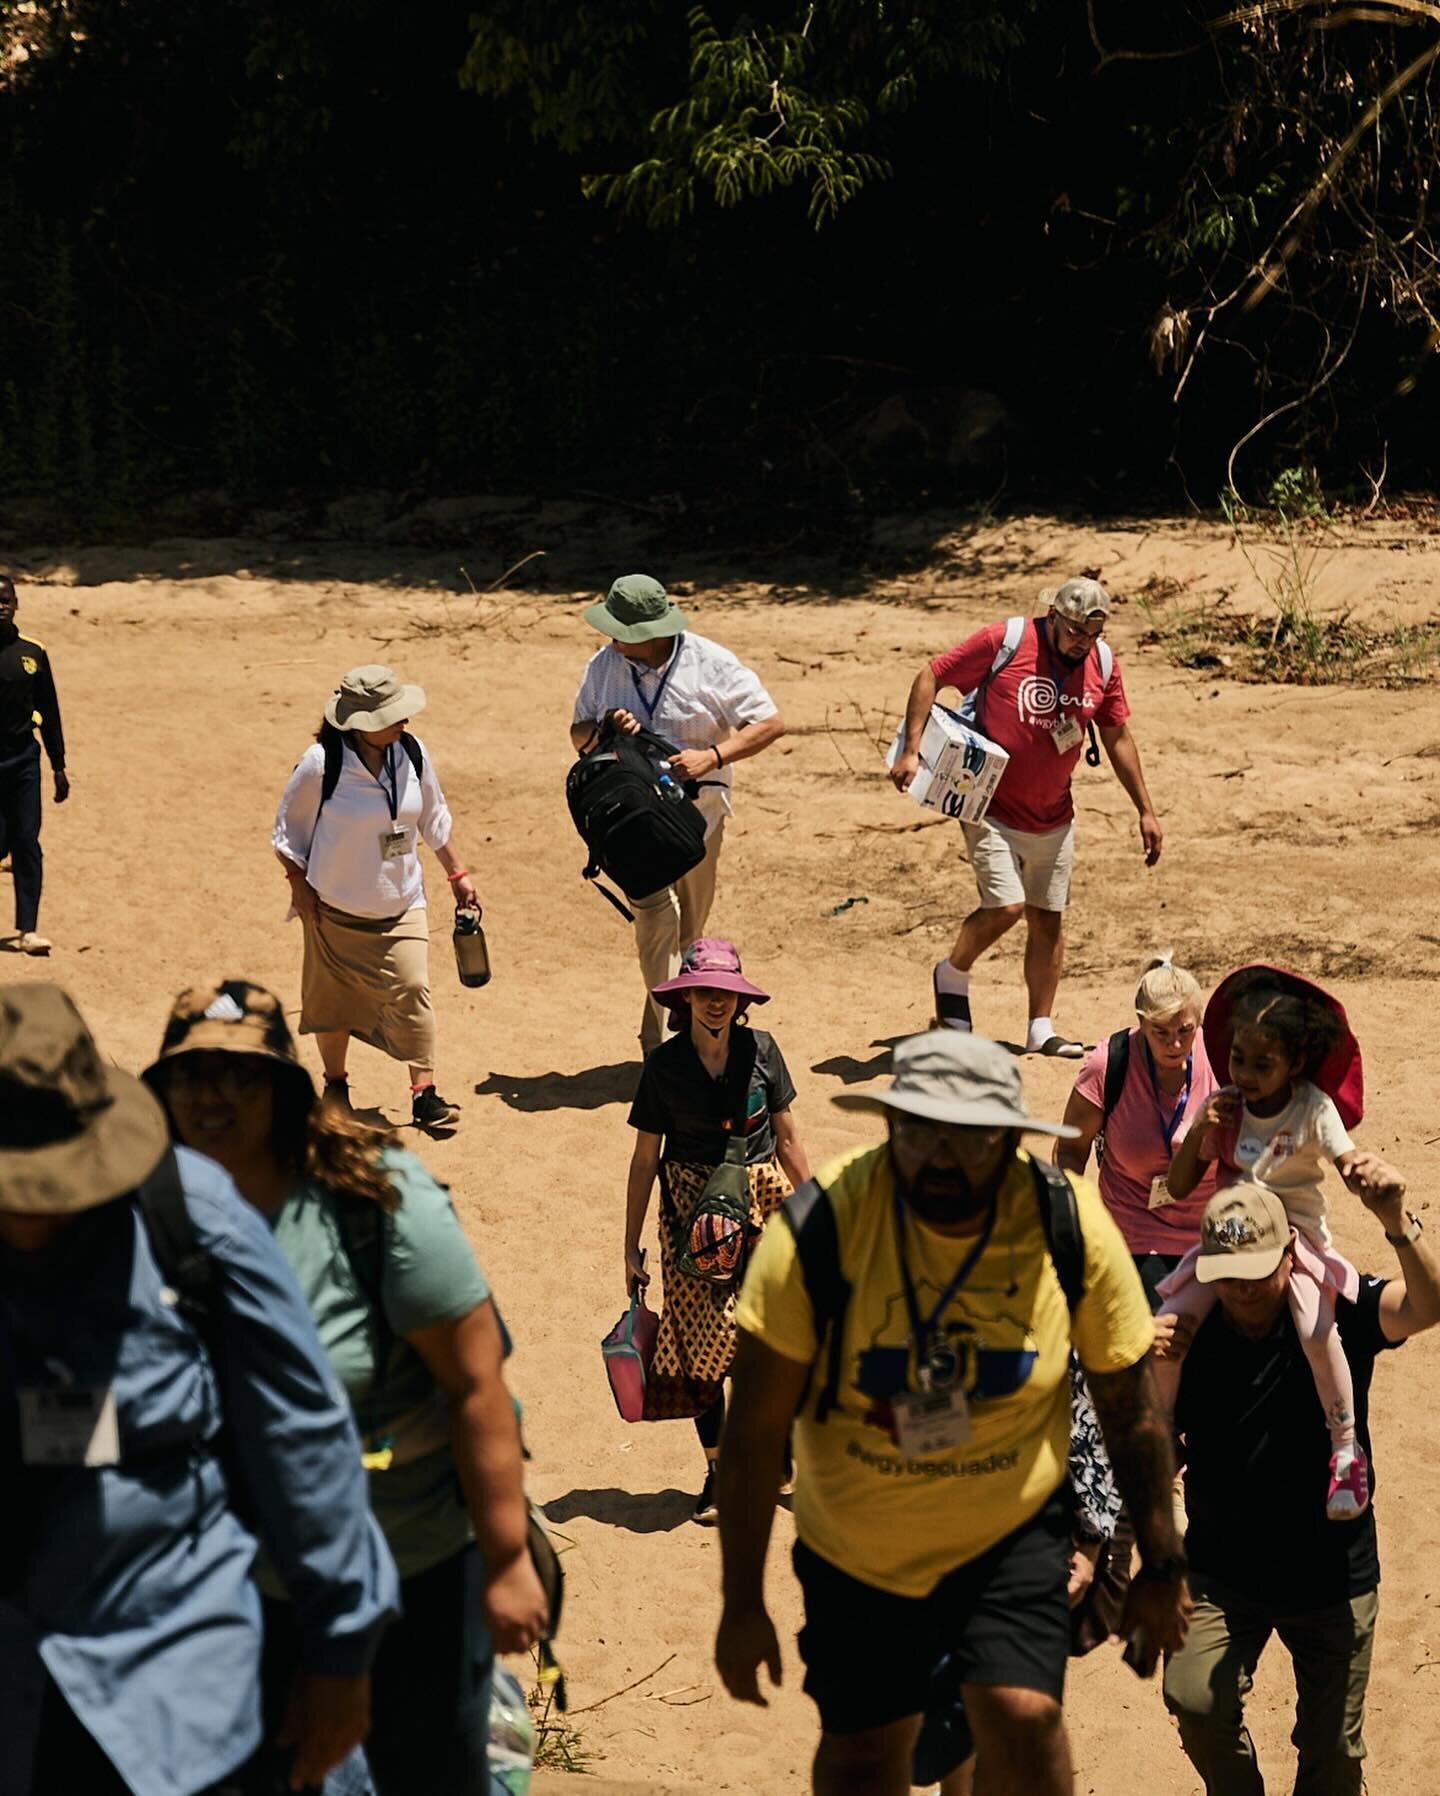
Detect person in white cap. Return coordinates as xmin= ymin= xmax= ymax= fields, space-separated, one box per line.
xmin=891 ymin=578 xmax=1163 ymax=1058
xmin=1158 ymin=1170 xmax=1439 ymax=1796
xmin=714 ymin=1031 xmax=1189 ymax=1796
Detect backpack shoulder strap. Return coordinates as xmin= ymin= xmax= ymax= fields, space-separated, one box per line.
xmin=319 ymin=731 xmax=344 ymax=808
xmin=1097 ymin=640 xmax=1114 ymax=685
xmin=993 ymin=614 xmax=1027 ymax=676
xmin=333 ymin=1195 xmax=395 ymax=1387
xmin=137 ymin=1148 xmax=217 ymax=1319
xmin=1030 ymin=1157 xmax=1086 ymax=1315
xmin=399 ymin=731 xmax=423 ymax=780
xmin=781 ymin=1177 xmax=849 ymax=1421
xmin=1102 ymin=1029 xmax=1131 ymax=1121
xmin=720 ymin=1029 xmax=761 ymax=1164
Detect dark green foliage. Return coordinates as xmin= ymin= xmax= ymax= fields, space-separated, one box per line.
xmin=0 ymin=0 xmax=1437 ymax=519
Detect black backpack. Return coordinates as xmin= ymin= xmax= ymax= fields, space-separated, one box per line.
xmin=565 ymin=713 xmax=710 ymax=920
xmin=781 ymin=1156 xmax=1086 ymax=1423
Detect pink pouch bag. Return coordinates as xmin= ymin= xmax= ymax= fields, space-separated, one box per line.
xmin=602 ymin=1281 xmax=659 ymax=1423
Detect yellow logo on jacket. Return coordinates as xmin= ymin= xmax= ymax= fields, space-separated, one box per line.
xmin=21 ymin=655 xmax=37 ymax=675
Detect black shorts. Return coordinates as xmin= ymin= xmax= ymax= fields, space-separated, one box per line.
xmin=793 ymin=1490 xmax=1071 ymax=1736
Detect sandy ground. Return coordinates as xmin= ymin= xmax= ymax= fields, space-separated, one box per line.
xmin=5 ymin=510 xmax=1440 ymax=1791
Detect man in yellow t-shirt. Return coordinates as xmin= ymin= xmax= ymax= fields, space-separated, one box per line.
xmin=715 ymin=1032 xmax=1192 ymax=1796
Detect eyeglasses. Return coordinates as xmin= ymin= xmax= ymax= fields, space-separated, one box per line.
xmin=164 ymin=1055 xmax=271 ymax=1098
xmin=891 ymin=1116 xmax=1004 ymax=1156
xmin=1053 ymin=614 xmax=1105 ymax=642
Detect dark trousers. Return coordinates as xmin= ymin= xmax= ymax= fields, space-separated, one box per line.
xmin=1163 ymin=1574 xmax=1378 ymax=1795
xmin=0 ymin=740 xmax=43 ymax=932
xmin=258 ymin=1542 xmax=495 ymax=1796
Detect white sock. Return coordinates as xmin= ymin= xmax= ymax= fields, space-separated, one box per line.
xmin=934 ymin=960 xmax=970 ymax=995
xmin=1026 ymin=1015 xmax=1054 ymax=1051
xmin=933 ymin=961 xmax=972 ymax=1031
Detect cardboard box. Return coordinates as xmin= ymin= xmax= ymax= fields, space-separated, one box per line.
xmin=885 ymin=704 xmax=1010 ymax=823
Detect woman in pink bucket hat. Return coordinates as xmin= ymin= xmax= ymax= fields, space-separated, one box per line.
xmin=624 ymin=938 xmax=813 ymax=1521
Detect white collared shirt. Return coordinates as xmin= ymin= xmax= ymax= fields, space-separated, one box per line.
xmin=273 ymin=734 xmax=452 ymax=918
xmin=571 ymin=632 xmax=777 ymax=832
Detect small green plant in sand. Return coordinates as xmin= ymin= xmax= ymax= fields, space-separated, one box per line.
xmin=529 ymin=1681 xmax=597 ymax=1775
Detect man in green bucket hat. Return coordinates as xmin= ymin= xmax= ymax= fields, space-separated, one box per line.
xmin=570 ymin=573 xmax=786 ymax=1054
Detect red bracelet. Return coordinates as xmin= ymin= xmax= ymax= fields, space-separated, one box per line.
xmin=446 ymin=867 xmax=470 ymax=882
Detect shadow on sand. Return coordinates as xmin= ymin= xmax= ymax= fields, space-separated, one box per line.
xmin=474 ymin=1062 xmax=639 ymax=1113
xmin=543 ymin=1486 xmax=696 ymax=1536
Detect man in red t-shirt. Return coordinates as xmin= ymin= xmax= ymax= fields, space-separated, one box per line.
xmin=891 ymin=578 xmax=1162 ymax=1055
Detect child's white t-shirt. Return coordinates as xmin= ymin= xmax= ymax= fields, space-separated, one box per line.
xmin=1219 ymin=1078 xmax=1354 ymax=1248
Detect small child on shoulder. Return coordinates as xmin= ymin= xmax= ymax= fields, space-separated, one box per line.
xmin=1160 ymin=964 xmax=1385 ymax=1521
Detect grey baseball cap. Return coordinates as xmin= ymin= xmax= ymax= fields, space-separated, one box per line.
xmin=1042 ymin=577 xmax=1112 ymax=622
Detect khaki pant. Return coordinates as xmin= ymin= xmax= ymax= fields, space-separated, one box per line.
xmin=632 ymin=822 xmax=725 ymax=1049
xmin=1163 ymin=1573 xmax=1377 ymax=1795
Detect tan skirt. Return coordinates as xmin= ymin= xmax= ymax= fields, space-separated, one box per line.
xmin=643 ymin=1156 xmax=791 ymax=1421
xmin=300 ymin=900 xmax=435 ymax=1068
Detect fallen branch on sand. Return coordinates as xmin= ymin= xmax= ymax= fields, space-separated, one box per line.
xmin=567 ymin=1651 xmax=678 ymax=1716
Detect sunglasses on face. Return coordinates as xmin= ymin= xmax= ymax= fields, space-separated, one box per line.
xmin=891 ymin=1116 xmax=1004 ymax=1156
xmin=165 ymin=1055 xmax=270 ymax=1098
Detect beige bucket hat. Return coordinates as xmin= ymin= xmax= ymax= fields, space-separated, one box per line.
xmin=0 ymin=984 xmax=170 ymax=1215
xmin=324 ymin=664 xmax=426 ymax=731
xmin=833 ymin=1031 xmax=1079 ymax=1138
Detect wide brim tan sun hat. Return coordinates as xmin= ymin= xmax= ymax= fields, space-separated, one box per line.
xmin=0 ymin=983 xmax=171 ymax=1215
xmin=324 ymin=663 xmax=426 ymax=731
xmin=142 ymin=980 xmax=316 ymax=1106
xmin=833 ymin=1030 xmax=1079 ymax=1139
xmin=583 ymin=573 xmax=690 ymax=643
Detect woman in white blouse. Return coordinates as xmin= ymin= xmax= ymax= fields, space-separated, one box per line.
xmin=273 ymin=664 xmax=477 ymax=1130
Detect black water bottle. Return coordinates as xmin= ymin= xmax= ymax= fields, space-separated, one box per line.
xmin=453 ymin=907 xmax=491 ymax=988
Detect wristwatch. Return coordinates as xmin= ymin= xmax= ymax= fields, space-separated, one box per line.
xmin=1384 ymin=1212 xmax=1424 ymax=1248
xmin=1135 ymin=1553 xmax=1189 ymax=1586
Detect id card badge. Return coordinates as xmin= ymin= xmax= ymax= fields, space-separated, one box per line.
xmin=379 ymin=822 xmax=415 ymax=861
xmin=1051 ymin=716 xmax=1083 ymax=754
xmin=892 ymin=1386 xmax=972 ymax=1458
xmin=19 ymin=1386 xmax=121 ymax=1466
xmin=1148 ymin=1175 xmax=1175 ymax=1210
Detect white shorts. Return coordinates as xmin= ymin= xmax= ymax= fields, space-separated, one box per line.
xmin=961 ymin=817 xmax=1075 ymax=912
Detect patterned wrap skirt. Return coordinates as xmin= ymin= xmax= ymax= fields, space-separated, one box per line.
xmin=642 ymin=1156 xmax=791 ymax=1421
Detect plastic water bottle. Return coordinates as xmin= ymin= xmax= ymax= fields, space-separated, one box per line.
xmin=452 ymin=907 xmax=491 ymax=988
xmin=487 ymin=1666 xmax=535 ymax=1793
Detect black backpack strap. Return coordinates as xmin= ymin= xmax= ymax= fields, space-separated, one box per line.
xmin=319 ymin=731 xmax=344 ymax=808
xmin=333 ymin=1196 xmax=394 ymax=1395
xmin=1030 ymin=1158 xmax=1085 ymax=1315
xmin=1096 ymin=1028 xmax=1131 ymax=1162
xmin=581 ymin=861 xmax=636 ymax=923
xmin=399 ymin=731 xmax=423 ymax=781
xmin=781 ymin=1178 xmax=849 ymax=1422
xmin=137 ymin=1147 xmax=216 ymax=1320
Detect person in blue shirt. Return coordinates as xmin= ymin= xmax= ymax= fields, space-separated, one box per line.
xmin=0 ymin=982 xmax=399 ymax=1796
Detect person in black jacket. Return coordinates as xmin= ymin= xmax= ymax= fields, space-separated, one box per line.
xmin=0 ymin=576 xmax=69 ymax=954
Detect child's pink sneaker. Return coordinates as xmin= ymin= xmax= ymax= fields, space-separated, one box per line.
xmin=1327 ymin=1444 xmax=1370 ymax=1521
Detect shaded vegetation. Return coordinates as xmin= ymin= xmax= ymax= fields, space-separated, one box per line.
xmin=1 ymin=2 xmax=1439 ymax=525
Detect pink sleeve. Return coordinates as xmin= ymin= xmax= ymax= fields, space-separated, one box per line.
xmin=931 ymin=622 xmax=1005 ymax=694
xmin=1073 ymin=1039 xmax=1107 ymax=1108
xmin=1095 ymin=658 xmax=1130 ymax=728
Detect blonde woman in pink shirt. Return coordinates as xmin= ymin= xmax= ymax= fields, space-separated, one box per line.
xmin=1055 ymin=955 xmax=1219 ymax=1308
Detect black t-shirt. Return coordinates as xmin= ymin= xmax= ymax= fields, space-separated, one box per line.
xmin=628 ymin=1026 xmax=797 ymax=1166
xmin=1176 ymin=1273 xmax=1400 ymax=1610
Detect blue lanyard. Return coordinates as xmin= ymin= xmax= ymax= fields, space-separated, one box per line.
xmin=629 ymin=635 xmax=684 ymax=721
xmin=1143 ymin=1040 xmax=1192 ymax=1153
xmin=892 ymin=1194 xmax=997 ymax=1382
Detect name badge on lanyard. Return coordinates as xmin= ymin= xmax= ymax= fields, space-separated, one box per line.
xmin=19 ymin=1386 xmax=121 ymax=1466
xmin=891 ymin=1195 xmax=993 ymax=1459
xmin=1144 ymin=1042 xmax=1191 ymax=1208
xmin=1043 ymin=624 xmax=1085 ymax=753
xmin=374 ymin=745 xmax=415 ymax=860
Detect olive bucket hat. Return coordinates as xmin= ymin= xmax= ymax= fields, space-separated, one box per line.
xmin=0 ymin=983 xmax=170 ymax=1215
xmin=583 ymin=573 xmax=690 ymax=643
xmin=142 ymin=980 xmax=316 ymax=1110
xmin=324 ymin=664 xmax=426 ymax=732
